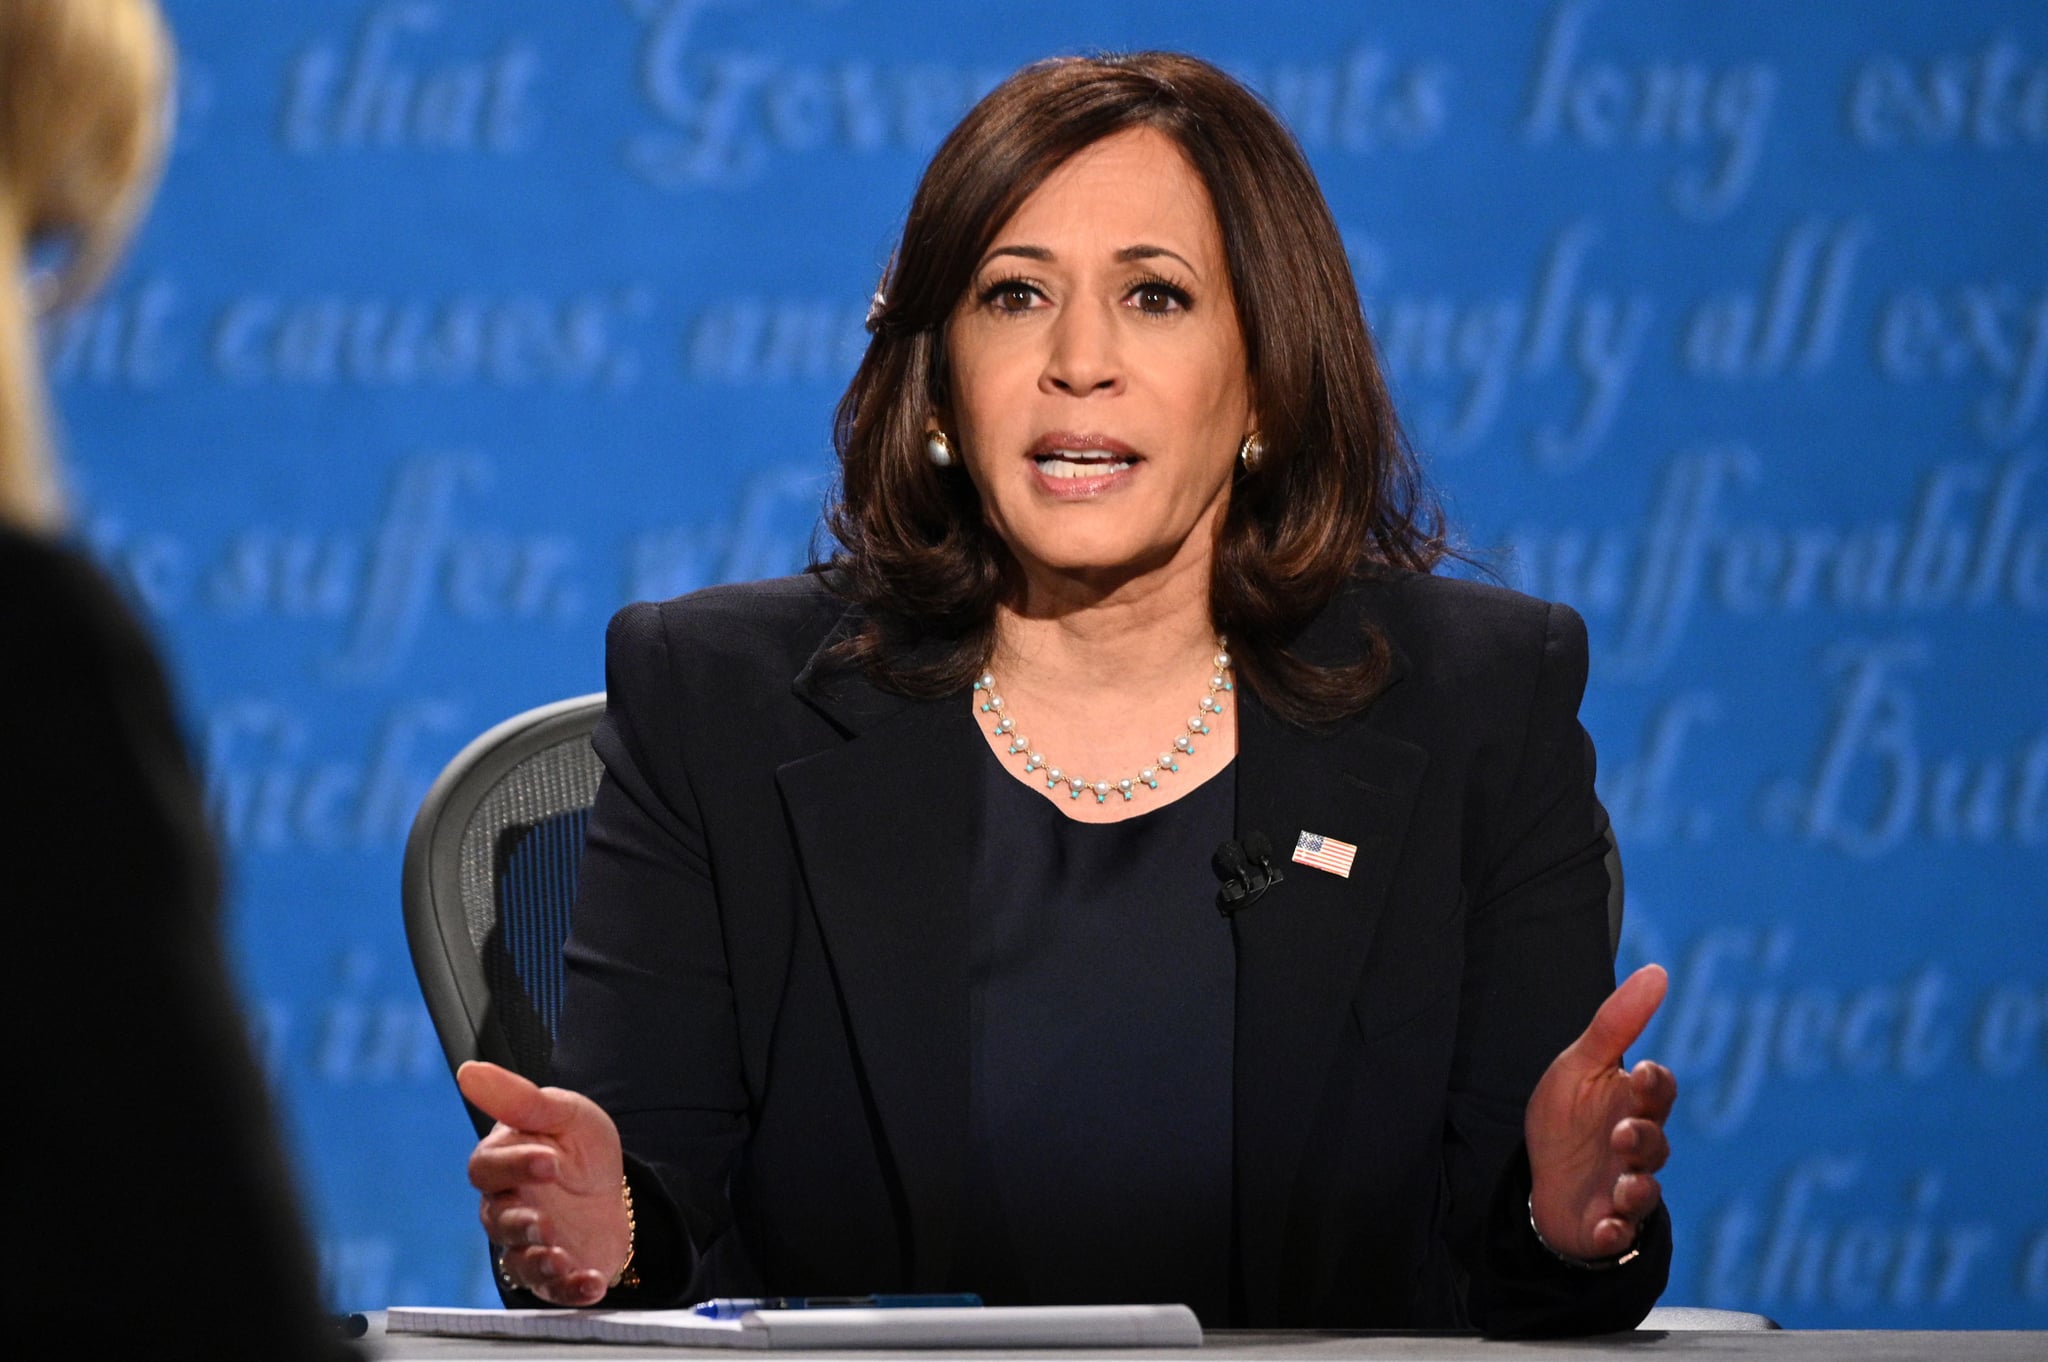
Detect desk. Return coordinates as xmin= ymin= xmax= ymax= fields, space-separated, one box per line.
xmin=362 ymin=1316 xmax=2045 ymax=1361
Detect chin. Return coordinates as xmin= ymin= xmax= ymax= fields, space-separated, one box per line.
xmin=1016 ymin=536 xmax=1182 ymax=581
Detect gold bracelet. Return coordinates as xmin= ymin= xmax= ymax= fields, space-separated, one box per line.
xmin=608 ymin=1173 xmax=640 ymax=1290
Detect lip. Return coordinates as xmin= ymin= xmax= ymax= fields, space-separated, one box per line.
xmin=1025 ymin=431 xmax=1140 ymax=461
xmin=1025 ymin=431 xmax=1142 ymax=499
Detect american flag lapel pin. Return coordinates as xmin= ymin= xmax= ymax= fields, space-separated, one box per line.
xmin=1292 ymin=829 xmax=1358 ymax=879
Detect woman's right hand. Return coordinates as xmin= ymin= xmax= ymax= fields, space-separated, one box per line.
xmin=459 ymin=1060 xmax=631 ymax=1307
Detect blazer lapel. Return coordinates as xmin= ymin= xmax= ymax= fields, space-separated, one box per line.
xmin=775 ymin=633 xmax=980 ymax=1289
xmin=1230 ymin=614 xmax=1430 ymax=1322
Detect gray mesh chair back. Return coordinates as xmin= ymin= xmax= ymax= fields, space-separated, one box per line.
xmin=1601 ymin=815 xmax=1625 ymax=960
xmin=402 ymin=693 xmax=605 ymax=1136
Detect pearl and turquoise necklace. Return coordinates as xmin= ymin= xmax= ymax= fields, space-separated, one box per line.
xmin=973 ymin=641 xmax=1235 ymax=804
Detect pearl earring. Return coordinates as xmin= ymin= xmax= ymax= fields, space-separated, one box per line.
xmin=1237 ymin=432 xmax=1264 ymax=472
xmin=927 ymin=431 xmax=955 ymax=467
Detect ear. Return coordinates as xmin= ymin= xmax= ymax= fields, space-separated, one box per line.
xmin=925 ymin=387 xmax=956 ymax=437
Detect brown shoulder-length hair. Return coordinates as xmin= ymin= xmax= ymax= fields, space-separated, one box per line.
xmin=818 ymin=50 xmax=1448 ymax=726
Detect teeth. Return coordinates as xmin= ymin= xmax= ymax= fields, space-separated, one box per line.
xmin=1036 ymin=452 xmax=1133 ymax=479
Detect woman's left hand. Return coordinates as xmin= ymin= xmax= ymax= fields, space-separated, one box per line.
xmin=1524 ymin=963 xmax=1677 ymax=1262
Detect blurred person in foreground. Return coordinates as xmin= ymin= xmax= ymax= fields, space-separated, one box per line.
xmin=2 ymin=1 xmax=338 ymax=1352
xmin=460 ymin=53 xmax=1678 ymax=1335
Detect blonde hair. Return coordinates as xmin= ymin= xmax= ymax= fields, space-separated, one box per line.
xmin=0 ymin=0 xmax=171 ymax=532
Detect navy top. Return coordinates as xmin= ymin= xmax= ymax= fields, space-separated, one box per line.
xmin=952 ymin=748 xmax=1239 ymax=1324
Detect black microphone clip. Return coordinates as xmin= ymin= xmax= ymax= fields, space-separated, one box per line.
xmin=1213 ymin=830 xmax=1285 ymax=917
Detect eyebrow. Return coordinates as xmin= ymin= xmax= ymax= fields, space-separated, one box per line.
xmin=977 ymin=243 xmax=1201 ymax=277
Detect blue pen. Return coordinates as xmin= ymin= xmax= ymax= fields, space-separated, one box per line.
xmin=693 ymin=1294 xmax=983 ymax=1320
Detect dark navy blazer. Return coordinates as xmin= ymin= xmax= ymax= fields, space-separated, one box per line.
xmin=545 ymin=568 xmax=1672 ymax=1334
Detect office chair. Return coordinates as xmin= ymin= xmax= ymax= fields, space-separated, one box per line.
xmin=401 ymin=691 xmax=606 ymax=1136
xmin=1600 ymin=808 xmax=1625 ymax=959
xmin=401 ymin=693 xmax=1774 ymax=1330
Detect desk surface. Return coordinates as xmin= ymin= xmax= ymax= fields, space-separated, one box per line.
xmin=362 ymin=1316 xmax=2045 ymax=1362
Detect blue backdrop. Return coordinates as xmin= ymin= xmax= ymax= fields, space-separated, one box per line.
xmin=47 ymin=0 xmax=2045 ymax=1327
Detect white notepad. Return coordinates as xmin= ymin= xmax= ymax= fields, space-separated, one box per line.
xmin=386 ymin=1303 xmax=1203 ymax=1349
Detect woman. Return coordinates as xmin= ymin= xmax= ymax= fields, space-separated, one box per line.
xmin=3 ymin=1 xmax=339 ymax=1353
xmin=463 ymin=52 xmax=1677 ymax=1335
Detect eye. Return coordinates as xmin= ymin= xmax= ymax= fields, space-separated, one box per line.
xmin=978 ymin=276 xmax=1045 ymax=314
xmin=1127 ymin=279 xmax=1192 ymax=315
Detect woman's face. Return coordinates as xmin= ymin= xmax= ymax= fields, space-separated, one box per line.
xmin=944 ymin=125 xmax=1253 ymax=592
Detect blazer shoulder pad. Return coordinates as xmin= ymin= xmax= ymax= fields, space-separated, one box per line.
xmin=608 ymin=573 xmax=851 ymax=688
xmin=1353 ymin=570 xmax=1583 ymax=691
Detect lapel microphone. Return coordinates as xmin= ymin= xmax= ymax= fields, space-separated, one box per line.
xmin=1212 ymin=830 xmax=1285 ymax=917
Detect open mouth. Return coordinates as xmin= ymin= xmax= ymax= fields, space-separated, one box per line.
xmin=1026 ymin=433 xmax=1141 ymax=485
xmin=1034 ymin=450 xmax=1136 ymax=479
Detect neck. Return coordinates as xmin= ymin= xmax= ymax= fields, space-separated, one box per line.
xmin=992 ymin=546 xmax=1218 ymax=701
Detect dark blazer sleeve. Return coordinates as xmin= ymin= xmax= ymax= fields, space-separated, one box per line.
xmin=539 ymin=601 xmax=756 ymax=1305
xmin=1444 ymin=600 xmax=1671 ymax=1334
xmin=6 ymin=530 xmax=340 ymax=1357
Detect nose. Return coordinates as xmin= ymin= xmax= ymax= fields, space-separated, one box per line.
xmin=1039 ymin=299 xmax=1123 ymax=397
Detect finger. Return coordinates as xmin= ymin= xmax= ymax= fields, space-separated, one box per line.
xmin=1611 ymin=1117 xmax=1669 ymax=1174
xmin=498 ymin=1243 xmax=561 ymax=1293
xmin=458 ymin=1061 xmax=585 ymax=1137
xmin=479 ymin=1192 xmax=522 ymax=1242
xmin=1629 ymin=1059 xmax=1678 ymax=1124
xmin=468 ymin=1142 xmax=563 ymax=1194
xmin=484 ymin=1204 xmax=548 ymax=1249
xmin=1589 ymin=1215 xmax=1639 ymax=1257
xmin=1613 ymin=1171 xmax=1663 ymax=1221
xmin=1568 ymin=964 xmax=1669 ymax=1070
xmin=504 ymin=1245 xmax=592 ymax=1306
xmin=558 ymin=1267 xmax=610 ymax=1308
xmin=482 ymin=1203 xmax=542 ymax=1248
xmin=519 ymin=1249 xmax=606 ymax=1308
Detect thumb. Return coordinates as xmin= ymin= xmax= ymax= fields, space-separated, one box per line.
xmin=457 ymin=1060 xmax=584 ymax=1136
xmin=1568 ymin=963 xmax=1668 ymax=1071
